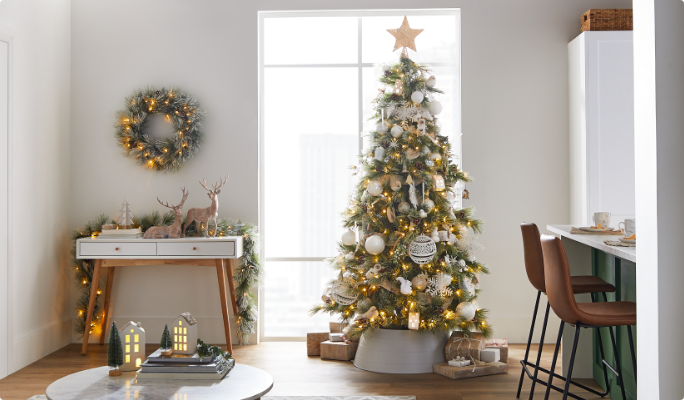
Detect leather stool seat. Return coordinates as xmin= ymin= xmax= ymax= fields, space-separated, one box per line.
xmin=575 ymin=301 xmax=636 ymax=326
xmin=570 ymin=275 xmax=616 ymax=294
xmin=517 ymin=223 xmax=618 ymax=400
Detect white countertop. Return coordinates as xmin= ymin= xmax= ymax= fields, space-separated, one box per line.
xmin=546 ymin=225 xmax=636 ymax=263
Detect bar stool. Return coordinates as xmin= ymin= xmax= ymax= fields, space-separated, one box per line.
xmin=518 ymin=223 xmax=616 ymax=400
xmin=541 ymin=234 xmax=636 ymax=400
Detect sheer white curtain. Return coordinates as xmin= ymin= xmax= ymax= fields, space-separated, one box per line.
xmin=259 ymin=10 xmax=461 ymax=339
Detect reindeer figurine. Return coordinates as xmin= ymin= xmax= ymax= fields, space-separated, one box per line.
xmin=143 ymin=188 xmax=189 ymax=239
xmin=183 ymin=175 xmax=229 ymax=238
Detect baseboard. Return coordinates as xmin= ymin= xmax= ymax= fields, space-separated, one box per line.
xmin=11 ymin=317 xmax=71 ymax=374
xmin=73 ymin=316 xmax=258 ymax=346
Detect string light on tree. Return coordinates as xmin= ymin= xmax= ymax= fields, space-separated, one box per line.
xmin=311 ymin=16 xmax=490 ymax=341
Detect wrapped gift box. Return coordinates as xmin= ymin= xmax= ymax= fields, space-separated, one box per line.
xmin=481 ymin=348 xmax=500 ymax=363
xmin=485 ymin=339 xmax=508 ymax=364
xmin=329 ymin=322 xmax=348 ymax=333
xmin=445 ymin=331 xmax=485 ymax=361
xmin=329 ymin=332 xmax=345 ymax=342
xmin=306 ymin=332 xmax=330 ymax=356
xmin=433 ymin=362 xmax=508 ymax=380
xmin=486 ymin=344 xmax=508 ymax=364
xmin=320 ymin=340 xmax=359 ymax=361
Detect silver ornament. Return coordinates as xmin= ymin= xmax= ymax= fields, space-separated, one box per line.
xmin=390 ymin=125 xmax=403 ymax=138
xmin=331 ymin=280 xmax=358 ymax=306
xmin=408 ymin=234 xmax=437 ymax=265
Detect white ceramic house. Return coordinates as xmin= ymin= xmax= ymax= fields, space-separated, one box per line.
xmin=119 ymin=321 xmax=145 ymax=371
xmin=172 ymin=312 xmax=198 ymax=355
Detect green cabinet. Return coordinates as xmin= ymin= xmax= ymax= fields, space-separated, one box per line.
xmin=592 ymin=249 xmax=637 ymax=400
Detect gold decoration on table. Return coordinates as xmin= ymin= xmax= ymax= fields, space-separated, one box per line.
xmin=387 ymin=16 xmax=423 ymax=53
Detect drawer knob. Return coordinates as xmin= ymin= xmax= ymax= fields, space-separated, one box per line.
xmin=115 ymin=247 xmax=120 ymax=251
xmin=193 ymin=247 xmax=197 ymax=250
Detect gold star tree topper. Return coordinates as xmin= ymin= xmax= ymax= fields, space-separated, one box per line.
xmin=387 ymin=16 xmax=423 ymax=53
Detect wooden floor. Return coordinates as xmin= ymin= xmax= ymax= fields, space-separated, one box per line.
xmin=0 ymin=342 xmax=609 ymax=400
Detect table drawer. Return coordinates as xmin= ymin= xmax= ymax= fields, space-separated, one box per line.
xmin=80 ymin=242 xmax=157 ymax=257
xmin=156 ymin=241 xmax=236 ymax=257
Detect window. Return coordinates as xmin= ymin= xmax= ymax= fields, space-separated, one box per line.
xmin=259 ymin=9 xmax=461 ymax=339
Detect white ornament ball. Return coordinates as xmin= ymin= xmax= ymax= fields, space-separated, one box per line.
xmin=367 ymin=181 xmax=383 ymax=196
xmin=429 ymin=100 xmax=443 ymax=115
xmin=426 ymin=76 xmax=436 ymax=88
xmin=377 ymin=123 xmax=388 ymax=133
xmin=345 ymin=252 xmax=355 ymax=261
xmin=390 ymin=125 xmax=403 ymax=138
xmin=456 ymin=302 xmax=477 ymax=320
xmin=418 ymin=210 xmax=427 ymax=218
xmin=398 ymin=202 xmax=411 ymax=214
xmin=423 ymin=199 xmax=435 ymax=212
xmin=381 ymin=64 xmax=391 ymax=73
xmin=365 ymin=234 xmax=386 ymax=255
xmin=411 ymin=91 xmax=424 ymax=104
xmin=341 ymin=230 xmax=356 ymax=246
xmin=430 ymin=153 xmax=442 ymax=161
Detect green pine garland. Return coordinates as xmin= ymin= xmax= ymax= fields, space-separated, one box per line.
xmin=115 ymin=86 xmax=205 ymax=172
xmin=73 ymin=214 xmax=261 ymax=345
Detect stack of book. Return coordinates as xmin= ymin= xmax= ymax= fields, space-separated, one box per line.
xmin=136 ymin=348 xmax=235 ymax=380
xmin=98 ymin=226 xmax=143 ymax=239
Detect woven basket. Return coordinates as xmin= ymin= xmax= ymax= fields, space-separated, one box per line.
xmin=581 ymin=9 xmax=633 ymax=32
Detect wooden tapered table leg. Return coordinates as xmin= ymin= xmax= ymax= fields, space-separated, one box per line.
xmin=226 ymin=259 xmax=239 ymax=315
xmin=99 ymin=267 xmax=116 ymax=345
xmin=216 ymin=259 xmax=234 ymax=354
xmin=81 ymin=260 xmax=103 ymax=355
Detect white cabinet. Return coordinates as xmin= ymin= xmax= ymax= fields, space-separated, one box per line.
xmin=569 ymin=31 xmax=635 ymax=226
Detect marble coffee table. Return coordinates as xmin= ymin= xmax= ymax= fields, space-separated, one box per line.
xmin=46 ymin=364 xmax=273 ymax=400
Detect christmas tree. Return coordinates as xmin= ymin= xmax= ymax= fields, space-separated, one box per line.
xmin=160 ymin=324 xmax=172 ymax=350
xmin=311 ymin=17 xmax=491 ymax=339
xmin=107 ymin=321 xmax=124 ymax=370
xmin=118 ymin=200 xmax=133 ymax=229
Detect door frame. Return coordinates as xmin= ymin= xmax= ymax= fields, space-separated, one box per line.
xmin=0 ymin=25 xmax=14 ymax=379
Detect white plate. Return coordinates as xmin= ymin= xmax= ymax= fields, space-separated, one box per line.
xmin=578 ymin=227 xmax=614 ymax=232
xmin=619 ymin=237 xmax=636 ymax=244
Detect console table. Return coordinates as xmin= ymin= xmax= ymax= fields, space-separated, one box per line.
xmin=75 ymin=236 xmax=244 ymax=355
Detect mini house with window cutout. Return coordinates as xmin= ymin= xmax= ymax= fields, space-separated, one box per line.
xmin=119 ymin=321 xmax=145 ymax=371
xmin=172 ymin=312 xmax=198 ymax=355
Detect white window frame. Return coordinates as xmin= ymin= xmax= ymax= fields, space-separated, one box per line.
xmin=258 ymin=9 xmax=461 ymax=341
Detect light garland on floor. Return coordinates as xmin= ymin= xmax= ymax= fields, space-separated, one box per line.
xmin=73 ymin=213 xmax=261 ymax=345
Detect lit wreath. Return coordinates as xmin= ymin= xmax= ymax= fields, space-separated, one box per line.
xmin=115 ymin=86 xmax=205 ymax=172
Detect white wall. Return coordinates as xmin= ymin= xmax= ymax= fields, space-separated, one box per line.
xmin=70 ymin=0 xmax=631 ymax=345
xmin=0 ymin=0 xmax=72 ymax=375
xmin=634 ymin=0 xmax=684 ymax=398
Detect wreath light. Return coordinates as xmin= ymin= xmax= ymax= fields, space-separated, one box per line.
xmin=115 ymin=86 xmax=205 ymax=172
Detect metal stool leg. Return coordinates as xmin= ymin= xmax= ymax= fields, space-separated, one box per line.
xmin=608 ymin=325 xmax=627 ymax=400
xmin=544 ymin=320 xmax=564 ymax=400
xmin=528 ymin=300 xmax=551 ymax=400
xmin=627 ymin=325 xmax=637 ymax=383
xmin=517 ymin=291 xmax=542 ymax=398
xmin=592 ymin=292 xmax=611 ymax=397
xmin=562 ymin=324 xmax=582 ymax=400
